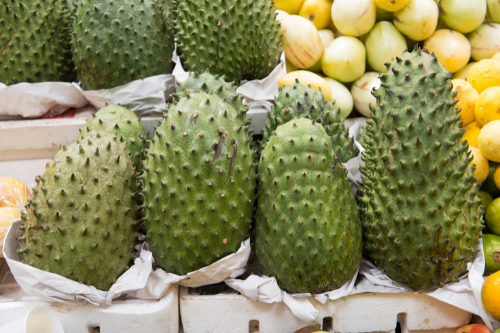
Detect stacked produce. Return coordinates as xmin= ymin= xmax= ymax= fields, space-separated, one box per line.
xmin=255 ymin=118 xmax=362 ymax=293
xmin=275 ymin=0 xmax=500 ymax=119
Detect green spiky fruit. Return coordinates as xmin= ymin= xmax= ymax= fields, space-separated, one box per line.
xmin=141 ymin=92 xmax=257 ymax=275
xmin=173 ymin=72 xmax=249 ymax=125
xmin=255 ymin=118 xmax=362 ymax=294
xmin=358 ymin=48 xmax=484 ymax=291
xmin=173 ymin=0 xmax=282 ymax=83
xmin=81 ymin=105 xmax=148 ymax=170
xmin=262 ymin=80 xmax=359 ymax=163
xmin=72 ymin=0 xmax=174 ymax=90
xmin=18 ymin=131 xmax=140 ymax=291
xmin=0 ymin=0 xmax=73 ymax=84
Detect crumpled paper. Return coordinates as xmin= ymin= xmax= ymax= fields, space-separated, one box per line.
xmin=77 ymin=74 xmax=176 ymax=116
xmin=172 ymin=47 xmax=286 ymax=101
xmin=4 ymin=220 xmax=251 ymax=307
xmin=226 ymin=269 xmax=359 ymax=322
xmin=0 ymin=82 xmax=88 ymax=118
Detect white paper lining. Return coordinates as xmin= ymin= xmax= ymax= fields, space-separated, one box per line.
xmin=4 ymin=220 xmax=251 ymax=307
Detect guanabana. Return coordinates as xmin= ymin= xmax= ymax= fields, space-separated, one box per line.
xmin=173 ymin=72 xmax=250 ymax=125
xmin=358 ymin=48 xmax=483 ymax=291
xmin=173 ymin=0 xmax=282 ymax=83
xmin=81 ymin=105 xmax=148 ymax=170
xmin=141 ymin=92 xmax=257 ymax=275
xmin=18 ymin=131 xmax=140 ymax=291
xmin=72 ymin=0 xmax=174 ymax=90
xmin=262 ymin=80 xmax=359 ymax=163
xmin=255 ymin=118 xmax=362 ymax=294
xmin=0 ymin=0 xmax=73 ymax=84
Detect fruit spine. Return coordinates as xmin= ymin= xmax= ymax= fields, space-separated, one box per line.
xmin=262 ymin=80 xmax=359 ymax=163
xmin=19 ymin=131 xmax=140 ymax=291
xmin=358 ymin=48 xmax=483 ymax=291
xmin=72 ymin=0 xmax=174 ymax=89
xmin=0 ymin=0 xmax=73 ymax=84
xmin=256 ymin=118 xmax=362 ymax=294
xmin=172 ymin=0 xmax=282 ymax=83
xmin=141 ymin=92 xmax=257 ymax=275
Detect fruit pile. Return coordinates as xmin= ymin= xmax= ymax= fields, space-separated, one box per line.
xmin=0 ymin=0 xmax=283 ymax=89
xmin=275 ymin=0 xmax=500 ymax=119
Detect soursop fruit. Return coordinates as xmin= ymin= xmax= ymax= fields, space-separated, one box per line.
xmin=262 ymin=80 xmax=359 ymax=163
xmin=141 ymin=92 xmax=257 ymax=275
xmin=18 ymin=131 xmax=140 ymax=291
xmin=173 ymin=72 xmax=250 ymax=125
xmin=72 ymin=0 xmax=175 ymax=90
xmin=81 ymin=105 xmax=148 ymax=170
xmin=255 ymin=118 xmax=362 ymax=294
xmin=173 ymin=0 xmax=282 ymax=83
xmin=0 ymin=0 xmax=73 ymax=84
xmin=358 ymin=48 xmax=483 ymax=291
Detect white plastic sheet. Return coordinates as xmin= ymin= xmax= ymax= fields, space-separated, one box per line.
xmin=4 ymin=220 xmax=251 ymax=307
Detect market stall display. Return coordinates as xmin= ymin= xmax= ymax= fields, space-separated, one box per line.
xmin=1 ymin=0 xmax=500 ymax=331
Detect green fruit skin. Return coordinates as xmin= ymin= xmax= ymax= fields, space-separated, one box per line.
xmin=482 ymin=162 xmax=500 ymax=198
xmin=141 ymin=92 xmax=257 ymax=275
xmin=173 ymin=0 xmax=282 ymax=83
xmin=262 ymin=80 xmax=359 ymax=163
xmin=255 ymin=118 xmax=362 ymax=294
xmin=358 ymin=48 xmax=484 ymax=291
xmin=486 ymin=198 xmax=500 ymax=236
xmin=82 ymin=105 xmax=148 ymax=170
xmin=172 ymin=72 xmax=251 ymax=126
xmin=0 ymin=0 xmax=73 ymax=84
xmin=478 ymin=190 xmax=494 ymax=210
xmin=484 ymin=234 xmax=500 ymax=274
xmin=72 ymin=0 xmax=174 ymax=90
xmin=19 ymin=131 xmax=140 ymax=291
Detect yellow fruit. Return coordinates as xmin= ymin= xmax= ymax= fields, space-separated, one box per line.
xmin=423 ymin=30 xmax=471 ymax=73
xmin=475 ymin=87 xmax=500 ymax=126
xmin=468 ymin=24 xmax=500 ymax=61
xmin=305 ymin=29 xmax=335 ymax=73
xmin=467 ymin=60 xmax=500 ymax=94
xmin=451 ymin=79 xmax=478 ymax=126
xmin=393 ymin=0 xmax=439 ymax=41
xmin=478 ymin=120 xmax=500 ymax=162
xmin=299 ymin=0 xmax=333 ymax=30
xmin=375 ymin=0 xmax=409 ymax=12
xmin=0 ymin=177 xmax=30 ymax=210
xmin=438 ymin=0 xmax=487 ymax=34
xmin=486 ymin=0 xmax=500 ymax=24
xmin=280 ymin=15 xmax=324 ymax=69
xmin=493 ymin=52 xmax=500 ymax=62
xmin=452 ymin=62 xmax=477 ymax=81
xmin=324 ymin=77 xmax=354 ymax=118
xmin=0 ymin=207 xmax=21 ymax=249
xmin=279 ymin=71 xmax=333 ymax=101
xmin=276 ymin=10 xmax=290 ymax=22
xmin=469 ymin=146 xmax=490 ymax=183
xmin=365 ymin=22 xmax=407 ymax=73
xmin=462 ymin=121 xmax=482 ymax=148
xmin=322 ymin=36 xmax=366 ymax=82
xmin=331 ymin=0 xmax=376 ymax=37
xmin=482 ymin=270 xmax=500 ymax=319
xmin=495 ymin=166 xmax=500 ymax=191
xmin=273 ymin=0 xmax=306 ymax=15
